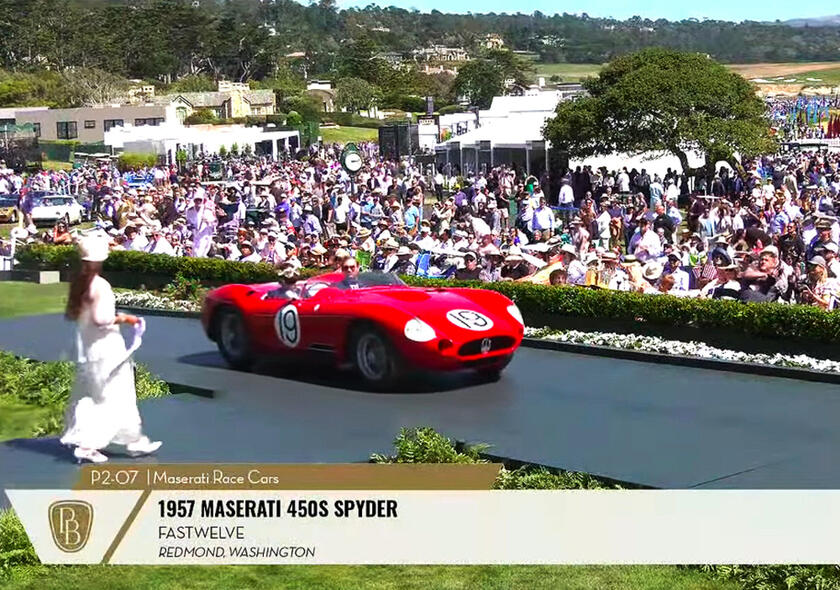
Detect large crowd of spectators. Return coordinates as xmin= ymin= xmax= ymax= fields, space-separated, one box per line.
xmin=2 ymin=140 xmax=840 ymax=310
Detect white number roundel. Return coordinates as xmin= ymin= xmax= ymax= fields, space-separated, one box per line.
xmin=446 ymin=309 xmax=493 ymax=331
xmin=275 ymin=304 xmax=300 ymax=348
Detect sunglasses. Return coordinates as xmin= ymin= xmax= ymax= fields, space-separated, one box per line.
xmin=342 ymin=264 xmax=358 ymax=271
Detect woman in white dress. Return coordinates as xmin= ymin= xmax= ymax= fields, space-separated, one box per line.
xmin=60 ymin=235 xmax=162 ymax=463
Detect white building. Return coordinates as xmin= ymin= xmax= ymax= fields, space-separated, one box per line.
xmin=104 ymin=123 xmax=300 ymax=163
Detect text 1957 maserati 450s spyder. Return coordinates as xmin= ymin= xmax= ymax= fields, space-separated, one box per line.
xmin=201 ymin=271 xmax=524 ymax=387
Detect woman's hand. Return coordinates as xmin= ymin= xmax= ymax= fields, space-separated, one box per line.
xmin=116 ymin=313 xmax=140 ymax=326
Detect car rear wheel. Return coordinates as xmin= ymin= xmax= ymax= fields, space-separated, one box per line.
xmin=351 ymin=326 xmax=402 ymax=388
xmin=217 ymin=308 xmax=254 ymax=370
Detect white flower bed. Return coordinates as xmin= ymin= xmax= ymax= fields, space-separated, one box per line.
xmin=114 ymin=291 xmax=200 ymax=313
xmin=524 ymin=327 xmax=840 ymax=374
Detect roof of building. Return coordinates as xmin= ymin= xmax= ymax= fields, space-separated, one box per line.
xmin=151 ymin=88 xmax=275 ymax=108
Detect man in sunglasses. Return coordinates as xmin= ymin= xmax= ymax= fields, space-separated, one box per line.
xmin=339 ymin=257 xmax=361 ymax=290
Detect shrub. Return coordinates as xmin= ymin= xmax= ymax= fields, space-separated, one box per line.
xmin=184 ymin=109 xmax=217 ymax=125
xmin=117 ymin=152 xmax=157 ymax=171
xmin=371 ymin=427 xmax=488 ymax=464
xmin=323 ymin=112 xmax=384 ymax=128
xmin=162 ymin=273 xmax=207 ymax=302
xmin=439 ymin=104 xmax=466 ymax=115
xmin=286 ymin=110 xmax=303 ymax=126
xmin=0 ymin=510 xmax=38 ymax=575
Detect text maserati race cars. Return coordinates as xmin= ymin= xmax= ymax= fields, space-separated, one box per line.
xmin=201 ymin=271 xmax=524 ymax=386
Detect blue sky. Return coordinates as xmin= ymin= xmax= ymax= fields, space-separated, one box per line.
xmin=337 ymin=0 xmax=831 ymax=23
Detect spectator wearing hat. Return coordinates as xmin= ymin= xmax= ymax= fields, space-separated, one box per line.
xmin=501 ymin=246 xmax=532 ymax=281
xmin=145 ymin=222 xmax=175 ymax=256
xmin=262 ymin=232 xmax=286 ymax=267
xmin=664 ymin=252 xmax=690 ymax=291
xmin=709 ymin=263 xmax=742 ymax=300
xmin=806 ymin=217 xmax=835 ymax=260
xmin=560 ymin=244 xmax=586 ymax=286
xmin=238 ymin=242 xmax=262 ymax=263
xmin=802 ymin=256 xmax=840 ymax=310
xmin=388 ymin=246 xmax=416 ymax=275
xmin=455 ymin=251 xmax=481 ymax=281
xmin=185 ymin=193 xmax=217 ymax=257
xmin=123 ymin=225 xmax=149 ymax=252
xmin=480 ymin=246 xmax=504 ymax=282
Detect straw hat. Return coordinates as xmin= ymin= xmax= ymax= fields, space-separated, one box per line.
xmin=560 ymin=244 xmax=577 ymax=257
xmin=505 ymin=246 xmax=524 ymax=262
xmin=642 ymin=261 xmax=663 ymax=281
xmin=396 ymin=246 xmax=412 ymax=256
xmin=79 ymin=235 xmax=110 ymax=262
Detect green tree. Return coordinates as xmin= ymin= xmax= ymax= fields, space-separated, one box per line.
xmin=543 ymin=48 xmax=777 ymax=181
xmin=184 ymin=108 xmax=217 ymax=125
xmin=169 ymin=74 xmax=217 ymax=93
xmin=218 ymin=145 xmax=227 ymax=158
xmin=230 ymin=142 xmax=239 ymax=155
xmin=452 ymin=59 xmax=505 ymax=109
xmin=335 ymin=77 xmax=381 ymax=113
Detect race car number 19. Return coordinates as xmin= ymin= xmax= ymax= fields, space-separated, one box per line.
xmin=446 ymin=309 xmax=493 ymax=331
xmin=275 ymin=304 xmax=300 ymax=347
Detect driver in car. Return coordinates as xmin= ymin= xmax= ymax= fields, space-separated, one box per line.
xmin=338 ymin=257 xmax=361 ymax=289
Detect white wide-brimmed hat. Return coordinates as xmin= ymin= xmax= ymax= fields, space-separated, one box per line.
xmin=79 ymin=235 xmax=110 ymax=262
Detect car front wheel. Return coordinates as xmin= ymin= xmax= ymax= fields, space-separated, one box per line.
xmin=351 ymin=326 xmax=402 ymax=388
xmin=217 ymin=308 xmax=254 ymax=370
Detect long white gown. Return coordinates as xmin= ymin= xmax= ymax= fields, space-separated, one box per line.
xmin=60 ymin=275 xmax=151 ymax=450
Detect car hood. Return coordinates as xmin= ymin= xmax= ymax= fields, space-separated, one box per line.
xmin=349 ymin=286 xmax=519 ymax=336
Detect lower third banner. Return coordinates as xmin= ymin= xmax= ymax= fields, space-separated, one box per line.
xmin=6 ymin=489 xmax=840 ymax=564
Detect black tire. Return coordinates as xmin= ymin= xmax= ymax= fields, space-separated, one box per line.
xmin=216 ymin=308 xmax=255 ymax=370
xmin=350 ymin=325 xmax=402 ymax=388
xmin=478 ymin=355 xmax=513 ymax=382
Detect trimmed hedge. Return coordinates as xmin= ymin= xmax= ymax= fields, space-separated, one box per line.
xmin=16 ymin=244 xmax=297 ymax=285
xmin=402 ymin=276 xmax=840 ymax=344
xmin=17 ymin=244 xmax=840 ymax=344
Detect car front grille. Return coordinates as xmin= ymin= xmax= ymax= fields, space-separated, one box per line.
xmin=458 ymin=336 xmax=515 ymax=356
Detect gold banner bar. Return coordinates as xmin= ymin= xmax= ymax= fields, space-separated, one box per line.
xmin=73 ymin=464 xmax=501 ymax=491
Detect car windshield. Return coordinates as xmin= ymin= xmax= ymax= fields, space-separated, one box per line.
xmin=265 ymin=272 xmax=406 ymax=301
xmin=35 ymin=197 xmax=70 ymax=207
xmin=340 ymin=271 xmax=406 ymax=289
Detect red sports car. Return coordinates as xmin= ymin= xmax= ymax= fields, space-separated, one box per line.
xmin=201 ymin=271 xmax=524 ymax=386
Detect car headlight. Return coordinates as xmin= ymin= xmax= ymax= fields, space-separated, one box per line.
xmin=507 ymin=304 xmax=524 ymax=326
xmin=404 ymin=318 xmax=436 ymax=342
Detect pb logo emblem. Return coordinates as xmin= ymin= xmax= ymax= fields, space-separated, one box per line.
xmin=49 ymin=500 xmax=93 ymax=553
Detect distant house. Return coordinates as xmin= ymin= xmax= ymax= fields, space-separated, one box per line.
xmin=412 ymin=45 xmax=470 ymax=63
xmin=377 ymin=52 xmax=405 ymax=67
xmin=306 ymin=81 xmax=336 ymax=113
xmin=153 ymin=81 xmax=276 ymax=122
xmin=483 ymin=34 xmax=505 ymax=50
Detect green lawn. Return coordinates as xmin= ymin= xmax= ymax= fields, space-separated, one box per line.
xmin=532 ymin=63 xmax=604 ymax=82
xmin=0 ymin=397 xmax=53 ymax=441
xmin=321 ymin=126 xmax=380 ymax=144
xmin=0 ymin=281 xmax=67 ymax=318
xmin=4 ymin=564 xmax=737 ymax=590
xmin=1 ymin=220 xmax=94 ymax=239
xmin=768 ymin=66 xmax=840 ymax=85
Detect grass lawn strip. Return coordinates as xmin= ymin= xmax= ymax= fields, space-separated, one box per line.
xmin=0 ymin=282 xmax=67 ymax=318
xmin=2 ymin=563 xmax=738 ymax=590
